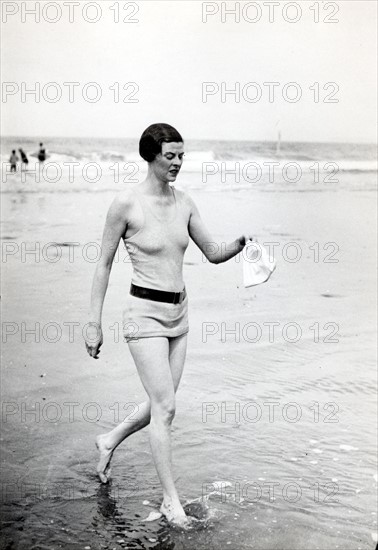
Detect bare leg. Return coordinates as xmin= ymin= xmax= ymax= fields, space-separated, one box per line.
xmin=127 ymin=335 xmax=188 ymax=524
xmin=95 ymin=400 xmax=150 ymax=483
xmin=96 ymin=334 xmax=187 ymax=499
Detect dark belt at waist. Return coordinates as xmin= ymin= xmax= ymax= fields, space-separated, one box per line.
xmin=130 ymin=283 xmax=186 ymax=305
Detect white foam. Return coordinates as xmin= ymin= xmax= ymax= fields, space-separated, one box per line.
xmin=144 ymin=511 xmax=162 ymax=522
xmin=339 ymin=444 xmax=359 ymax=451
xmin=212 ymin=481 xmax=232 ymax=490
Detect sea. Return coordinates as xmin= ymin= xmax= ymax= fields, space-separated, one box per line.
xmin=1 ymin=136 xmax=377 ymax=193
xmin=1 ymin=136 xmax=377 ymax=550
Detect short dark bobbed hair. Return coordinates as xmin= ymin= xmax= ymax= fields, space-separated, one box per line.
xmin=139 ymin=123 xmax=183 ymax=162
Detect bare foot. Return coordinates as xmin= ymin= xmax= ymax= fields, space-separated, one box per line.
xmin=95 ymin=434 xmax=114 ymax=483
xmin=160 ymin=499 xmax=188 ymax=527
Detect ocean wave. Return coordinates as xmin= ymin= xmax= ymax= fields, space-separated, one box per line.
xmin=2 ymin=150 xmax=376 ymax=174
xmin=1 ymin=138 xmax=376 ymax=193
xmin=336 ymin=160 xmax=378 ymax=173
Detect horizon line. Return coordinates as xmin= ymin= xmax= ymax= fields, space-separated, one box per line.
xmin=1 ymin=135 xmax=377 ymax=147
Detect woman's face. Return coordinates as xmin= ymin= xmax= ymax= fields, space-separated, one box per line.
xmin=152 ymin=142 xmax=185 ymax=183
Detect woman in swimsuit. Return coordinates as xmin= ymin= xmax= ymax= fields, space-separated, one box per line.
xmin=85 ymin=123 xmax=252 ymax=526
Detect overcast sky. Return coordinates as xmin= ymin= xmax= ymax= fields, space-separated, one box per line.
xmin=1 ymin=0 xmax=377 ymax=142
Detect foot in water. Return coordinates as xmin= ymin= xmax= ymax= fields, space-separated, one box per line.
xmin=160 ymin=499 xmax=189 ymax=527
xmin=95 ymin=434 xmax=114 ymax=483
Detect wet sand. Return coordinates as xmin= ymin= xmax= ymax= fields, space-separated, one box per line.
xmin=1 ymin=183 xmax=377 ymax=549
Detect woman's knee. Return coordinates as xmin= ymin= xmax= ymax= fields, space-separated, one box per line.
xmin=151 ymin=397 xmax=176 ymax=424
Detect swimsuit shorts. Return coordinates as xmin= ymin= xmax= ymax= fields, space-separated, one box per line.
xmin=122 ymin=292 xmax=189 ymax=342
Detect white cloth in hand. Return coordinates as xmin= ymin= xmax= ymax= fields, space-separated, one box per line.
xmin=242 ymin=240 xmax=277 ymax=287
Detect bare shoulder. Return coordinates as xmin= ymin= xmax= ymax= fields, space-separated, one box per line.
xmin=107 ymin=188 xmax=136 ymax=219
xmin=174 ymin=187 xmax=196 ymax=212
xmin=112 ymin=187 xmax=136 ymax=207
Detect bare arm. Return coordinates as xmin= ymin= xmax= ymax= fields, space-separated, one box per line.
xmin=85 ymin=192 xmax=130 ymax=358
xmin=187 ymin=195 xmax=252 ymax=264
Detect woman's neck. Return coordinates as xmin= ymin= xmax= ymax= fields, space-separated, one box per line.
xmin=142 ymin=169 xmax=172 ymax=196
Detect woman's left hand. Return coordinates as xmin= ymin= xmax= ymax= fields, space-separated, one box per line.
xmin=239 ymin=234 xmax=254 ymax=248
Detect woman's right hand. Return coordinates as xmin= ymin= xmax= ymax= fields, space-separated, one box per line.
xmin=84 ymin=322 xmax=103 ymax=359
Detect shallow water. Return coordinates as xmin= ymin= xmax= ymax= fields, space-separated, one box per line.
xmin=1 ymin=185 xmax=377 ymax=549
